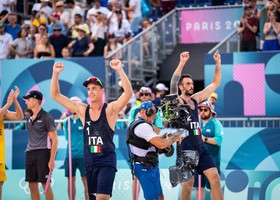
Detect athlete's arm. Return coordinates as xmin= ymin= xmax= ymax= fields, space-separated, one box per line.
xmin=170 ymin=52 xmax=190 ymax=94
xmin=107 ymin=60 xmax=133 ymax=128
xmin=50 ymin=62 xmax=86 ymax=122
xmin=192 ymin=52 xmax=221 ymax=103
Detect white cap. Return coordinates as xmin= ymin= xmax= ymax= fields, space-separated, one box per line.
xmin=155 ymin=83 xmax=169 ymax=91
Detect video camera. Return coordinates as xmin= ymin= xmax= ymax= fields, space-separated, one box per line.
xmin=161 ymin=94 xmax=191 ymax=128
xmin=169 ymin=150 xmax=199 ymax=187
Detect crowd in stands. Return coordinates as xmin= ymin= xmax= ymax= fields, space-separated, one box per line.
xmin=0 ymin=0 xmax=172 ymax=60
xmin=238 ymin=0 xmax=280 ymax=51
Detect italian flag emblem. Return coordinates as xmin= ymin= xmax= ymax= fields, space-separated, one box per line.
xmin=90 ymin=146 xmax=101 ymax=153
xmin=193 ymin=129 xmax=201 ymax=136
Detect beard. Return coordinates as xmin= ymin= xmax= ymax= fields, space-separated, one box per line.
xmin=184 ymin=89 xmax=193 ymax=96
xmin=200 ymin=113 xmax=211 ymax=120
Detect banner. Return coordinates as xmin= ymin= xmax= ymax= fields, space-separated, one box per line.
xmin=180 ymin=7 xmax=243 ymax=43
xmin=204 ymin=51 xmax=280 ymax=117
xmin=0 ymin=57 xmax=105 ymax=119
xmin=4 ymin=128 xmax=280 ymax=199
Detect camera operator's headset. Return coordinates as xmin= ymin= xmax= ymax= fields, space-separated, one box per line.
xmin=141 ymin=101 xmax=158 ymax=117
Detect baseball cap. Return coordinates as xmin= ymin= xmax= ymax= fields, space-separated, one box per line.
xmin=210 ymin=92 xmax=218 ymax=100
xmin=136 ymin=101 xmax=158 ymax=114
xmin=83 ymin=76 xmax=103 ymax=88
xmin=56 ymin=1 xmax=64 ymax=7
xmin=23 ymin=90 xmax=43 ymax=101
xmin=155 ymin=83 xmax=169 ymax=91
xmin=198 ymin=101 xmax=216 ymax=116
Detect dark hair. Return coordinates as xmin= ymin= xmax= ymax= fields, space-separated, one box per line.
xmin=17 ymin=28 xmax=27 ymax=38
xmin=178 ymin=74 xmax=192 ymax=86
xmin=74 ymin=13 xmax=82 ymax=18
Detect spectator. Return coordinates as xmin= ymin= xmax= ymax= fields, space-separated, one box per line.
xmin=108 ymin=9 xmax=132 ymax=43
xmin=161 ymin=0 xmax=176 ymax=15
xmin=122 ymin=0 xmax=142 ymax=35
xmin=262 ymin=11 xmax=280 ymax=51
xmin=89 ymin=11 xmax=107 ymax=56
xmin=64 ymin=0 xmax=84 ymax=26
xmin=103 ymin=33 xmax=122 ymax=58
xmin=0 ymin=22 xmax=13 ymax=59
xmin=68 ymin=24 xmax=94 ymax=57
xmin=237 ymin=5 xmax=259 ymax=52
xmin=34 ymin=33 xmax=55 ymax=58
xmin=0 ymin=13 xmax=21 ymax=40
xmin=61 ymin=47 xmax=72 ymax=58
xmin=35 ymin=23 xmax=48 ymax=45
xmin=149 ymin=0 xmax=162 ymax=22
xmin=40 ymin=10 xmax=66 ymax=36
xmin=86 ymin=0 xmax=110 ymax=22
xmin=32 ymin=0 xmax=54 ymax=22
xmin=153 ymin=83 xmax=168 ymax=107
xmin=129 ymin=86 xmax=163 ymax=129
xmin=52 ymin=0 xmax=71 ymax=29
xmin=207 ymin=92 xmax=218 ymax=109
xmin=14 ymin=108 xmax=33 ymax=131
xmin=0 ymin=0 xmax=15 ymax=13
xmin=69 ymin=14 xmax=90 ymax=39
xmin=50 ymin=23 xmax=69 ymax=57
xmin=9 ymin=28 xmax=34 ymax=58
xmin=141 ymin=18 xmax=153 ymax=57
xmin=62 ymin=96 xmax=89 ymax=200
xmin=30 ymin=11 xmax=48 ymax=28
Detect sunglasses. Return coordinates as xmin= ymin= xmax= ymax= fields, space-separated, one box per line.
xmin=199 ymin=108 xmax=209 ymax=112
xmin=140 ymin=93 xmax=150 ymax=97
xmin=87 ymin=76 xmax=103 ymax=87
xmin=39 ymin=28 xmax=46 ymax=31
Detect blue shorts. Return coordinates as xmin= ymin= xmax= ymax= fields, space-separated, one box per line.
xmin=195 ymin=149 xmax=216 ymax=174
xmin=64 ymin=157 xmax=85 ymax=177
xmin=86 ymin=166 xmax=117 ymax=200
xmin=134 ymin=164 xmax=163 ymax=200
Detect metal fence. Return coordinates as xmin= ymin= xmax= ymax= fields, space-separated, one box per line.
xmin=104 ymin=10 xmax=178 ymax=102
xmin=4 ymin=117 xmax=280 ymax=129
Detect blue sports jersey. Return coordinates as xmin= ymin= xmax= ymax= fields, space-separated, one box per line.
xmin=83 ymin=103 xmax=116 ymax=173
xmin=63 ymin=116 xmax=84 ymax=158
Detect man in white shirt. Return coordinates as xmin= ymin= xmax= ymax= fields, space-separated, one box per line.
xmin=86 ymin=0 xmax=110 ymax=22
xmin=0 ymin=0 xmax=15 ymax=13
xmin=0 ymin=23 xmax=12 ymax=59
xmin=64 ymin=0 xmax=84 ymax=25
xmin=32 ymin=0 xmax=54 ymax=22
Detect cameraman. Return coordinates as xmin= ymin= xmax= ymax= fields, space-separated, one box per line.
xmin=127 ymin=101 xmax=181 ymax=200
xmin=170 ymin=51 xmax=223 ymax=200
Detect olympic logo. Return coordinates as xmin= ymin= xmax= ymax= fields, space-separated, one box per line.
xmin=19 ymin=176 xmax=55 ymax=195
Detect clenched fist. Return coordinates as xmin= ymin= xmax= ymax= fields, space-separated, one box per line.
xmin=53 ymin=62 xmax=64 ymax=73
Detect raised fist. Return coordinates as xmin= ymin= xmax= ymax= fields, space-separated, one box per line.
xmin=53 ymin=62 xmax=64 ymax=73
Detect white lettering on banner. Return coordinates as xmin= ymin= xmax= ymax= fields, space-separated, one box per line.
xmin=113 ymin=180 xmax=131 ymax=190
xmin=88 ymin=136 xmax=103 ymax=145
xmin=19 ymin=177 xmax=54 ymax=194
xmin=186 ymin=20 xmax=239 ymax=31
